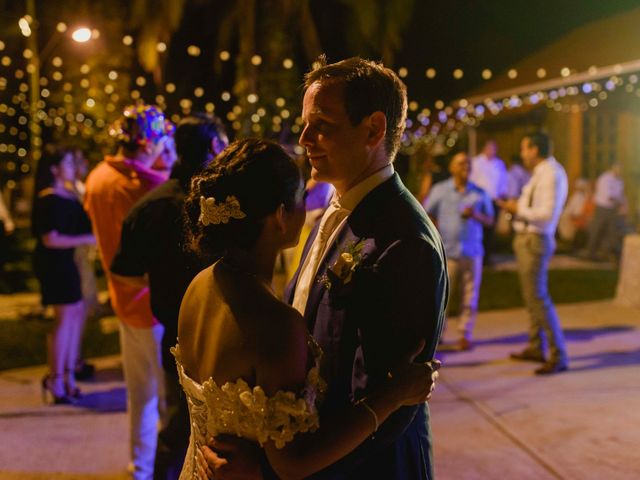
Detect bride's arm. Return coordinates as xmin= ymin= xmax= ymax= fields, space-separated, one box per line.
xmin=256 ymin=310 xmax=434 ymax=480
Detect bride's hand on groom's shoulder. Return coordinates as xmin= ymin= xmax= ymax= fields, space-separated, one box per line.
xmin=386 ymin=339 xmax=441 ymax=406
xmin=199 ymin=436 xmax=264 ymax=480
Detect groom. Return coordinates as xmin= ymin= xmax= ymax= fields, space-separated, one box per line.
xmin=205 ymin=57 xmax=448 ymax=479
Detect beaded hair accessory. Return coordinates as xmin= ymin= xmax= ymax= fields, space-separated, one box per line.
xmin=109 ymin=104 xmax=175 ymax=146
xmin=199 ymin=196 xmax=247 ymax=225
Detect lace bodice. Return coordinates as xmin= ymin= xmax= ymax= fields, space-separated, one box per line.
xmin=172 ymin=339 xmax=326 ymax=479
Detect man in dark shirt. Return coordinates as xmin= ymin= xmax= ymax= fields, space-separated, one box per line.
xmin=111 ymin=113 xmax=228 ymax=479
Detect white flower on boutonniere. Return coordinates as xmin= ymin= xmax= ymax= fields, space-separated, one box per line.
xmin=319 ymin=239 xmax=366 ymax=290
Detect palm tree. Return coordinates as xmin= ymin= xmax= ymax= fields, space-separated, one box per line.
xmin=129 ymin=0 xmax=187 ymax=85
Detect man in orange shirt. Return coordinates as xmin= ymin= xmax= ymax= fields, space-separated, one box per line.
xmin=85 ymin=104 xmax=174 ymax=480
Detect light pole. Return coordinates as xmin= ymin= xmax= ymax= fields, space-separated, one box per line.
xmin=22 ymin=0 xmax=93 ymax=199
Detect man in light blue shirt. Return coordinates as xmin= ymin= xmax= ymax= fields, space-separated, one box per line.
xmin=424 ymin=151 xmax=494 ymax=351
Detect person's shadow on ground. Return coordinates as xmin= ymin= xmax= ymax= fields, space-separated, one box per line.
xmin=473 ymin=325 xmax=634 ymax=347
xmin=75 ymin=387 xmax=127 ymax=412
xmin=75 ymin=366 xmax=126 ymax=412
xmin=436 ymin=326 xmax=637 ymax=370
xmin=564 ymin=348 xmax=640 ymax=372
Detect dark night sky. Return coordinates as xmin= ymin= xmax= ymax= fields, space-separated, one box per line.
xmin=130 ymin=0 xmax=640 ymax=114
xmin=311 ymin=0 xmax=640 ymax=104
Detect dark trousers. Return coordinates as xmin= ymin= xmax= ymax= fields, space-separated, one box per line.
xmin=154 ymin=367 xmax=190 ymax=480
xmin=482 ymin=201 xmax=500 ymax=264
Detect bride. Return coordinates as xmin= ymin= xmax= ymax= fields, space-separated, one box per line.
xmin=175 ymin=138 xmax=437 ymax=479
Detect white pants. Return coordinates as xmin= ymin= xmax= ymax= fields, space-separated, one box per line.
xmin=446 ymin=256 xmax=483 ymax=341
xmin=119 ymin=321 xmax=165 ymax=480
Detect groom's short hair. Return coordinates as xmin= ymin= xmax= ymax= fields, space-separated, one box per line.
xmin=304 ymin=56 xmax=408 ymax=161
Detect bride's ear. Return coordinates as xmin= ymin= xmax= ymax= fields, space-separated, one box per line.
xmin=274 ymin=203 xmax=287 ymax=233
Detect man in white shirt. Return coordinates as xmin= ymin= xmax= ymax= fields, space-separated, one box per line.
xmin=470 ymin=140 xmax=508 ymax=265
xmin=584 ymin=163 xmax=625 ymax=260
xmin=498 ymin=132 xmax=569 ymax=375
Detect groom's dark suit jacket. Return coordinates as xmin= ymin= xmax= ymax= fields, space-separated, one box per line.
xmin=283 ymin=173 xmax=448 ymax=479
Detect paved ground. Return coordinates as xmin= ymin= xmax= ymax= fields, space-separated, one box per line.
xmin=1 ymin=297 xmax=638 ymax=479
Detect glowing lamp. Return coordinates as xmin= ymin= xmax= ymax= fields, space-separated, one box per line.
xmin=72 ymin=28 xmax=92 ymax=43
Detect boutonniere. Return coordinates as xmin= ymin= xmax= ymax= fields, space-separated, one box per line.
xmin=319 ymin=239 xmax=367 ymax=290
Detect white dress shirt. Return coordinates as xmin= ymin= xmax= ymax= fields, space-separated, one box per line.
xmin=593 ymin=171 xmax=624 ymax=208
xmin=513 ymin=156 xmax=568 ymax=236
xmin=469 ymin=153 xmax=508 ymax=200
xmin=292 ymin=164 xmax=394 ymax=315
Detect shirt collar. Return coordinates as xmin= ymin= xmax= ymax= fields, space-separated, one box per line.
xmin=335 ymin=164 xmax=394 ymax=211
xmin=532 ymin=156 xmax=555 ymax=175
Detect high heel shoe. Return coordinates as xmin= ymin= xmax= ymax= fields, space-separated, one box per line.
xmin=64 ymin=370 xmax=82 ymax=400
xmin=41 ymin=374 xmax=73 ymax=405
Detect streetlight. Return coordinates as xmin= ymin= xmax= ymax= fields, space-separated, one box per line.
xmin=71 ymin=27 xmax=92 ymax=43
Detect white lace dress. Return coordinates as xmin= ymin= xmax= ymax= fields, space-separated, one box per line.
xmin=172 ymin=339 xmax=326 ymax=479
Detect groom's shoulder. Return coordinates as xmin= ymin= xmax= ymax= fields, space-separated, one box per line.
xmin=381 ymin=186 xmax=439 ymax=242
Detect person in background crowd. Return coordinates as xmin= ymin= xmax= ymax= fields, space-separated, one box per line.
xmin=71 ymin=147 xmax=99 ymax=380
xmin=0 ymin=189 xmax=15 ymax=290
xmin=32 ymin=146 xmax=96 ymax=404
xmin=424 ymin=151 xmax=494 ymax=351
xmin=152 ymin=135 xmax=179 ymax=180
xmin=110 ymin=113 xmax=228 ymax=480
xmin=84 ymin=104 xmax=174 ymax=480
xmin=498 ymin=131 xmax=569 ymax=375
xmin=470 ymin=140 xmax=508 ymax=266
xmin=506 ymin=154 xmax=530 ymax=200
xmin=583 ymin=162 xmax=626 ymax=261
xmin=558 ymin=178 xmax=594 ymax=250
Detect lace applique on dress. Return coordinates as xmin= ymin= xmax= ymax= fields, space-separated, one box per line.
xmin=171 ymin=337 xmax=326 ymax=478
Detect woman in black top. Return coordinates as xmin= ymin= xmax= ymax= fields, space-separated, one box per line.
xmin=32 ymin=147 xmax=96 ymax=404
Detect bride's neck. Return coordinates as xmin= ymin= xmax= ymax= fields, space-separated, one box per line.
xmin=223 ymin=246 xmax=276 ymax=285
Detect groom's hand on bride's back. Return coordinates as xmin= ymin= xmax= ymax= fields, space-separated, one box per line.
xmin=199 ymin=435 xmax=263 ymax=480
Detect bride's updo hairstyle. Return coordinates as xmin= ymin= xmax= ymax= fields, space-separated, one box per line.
xmin=184 ymin=138 xmax=301 ymax=260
